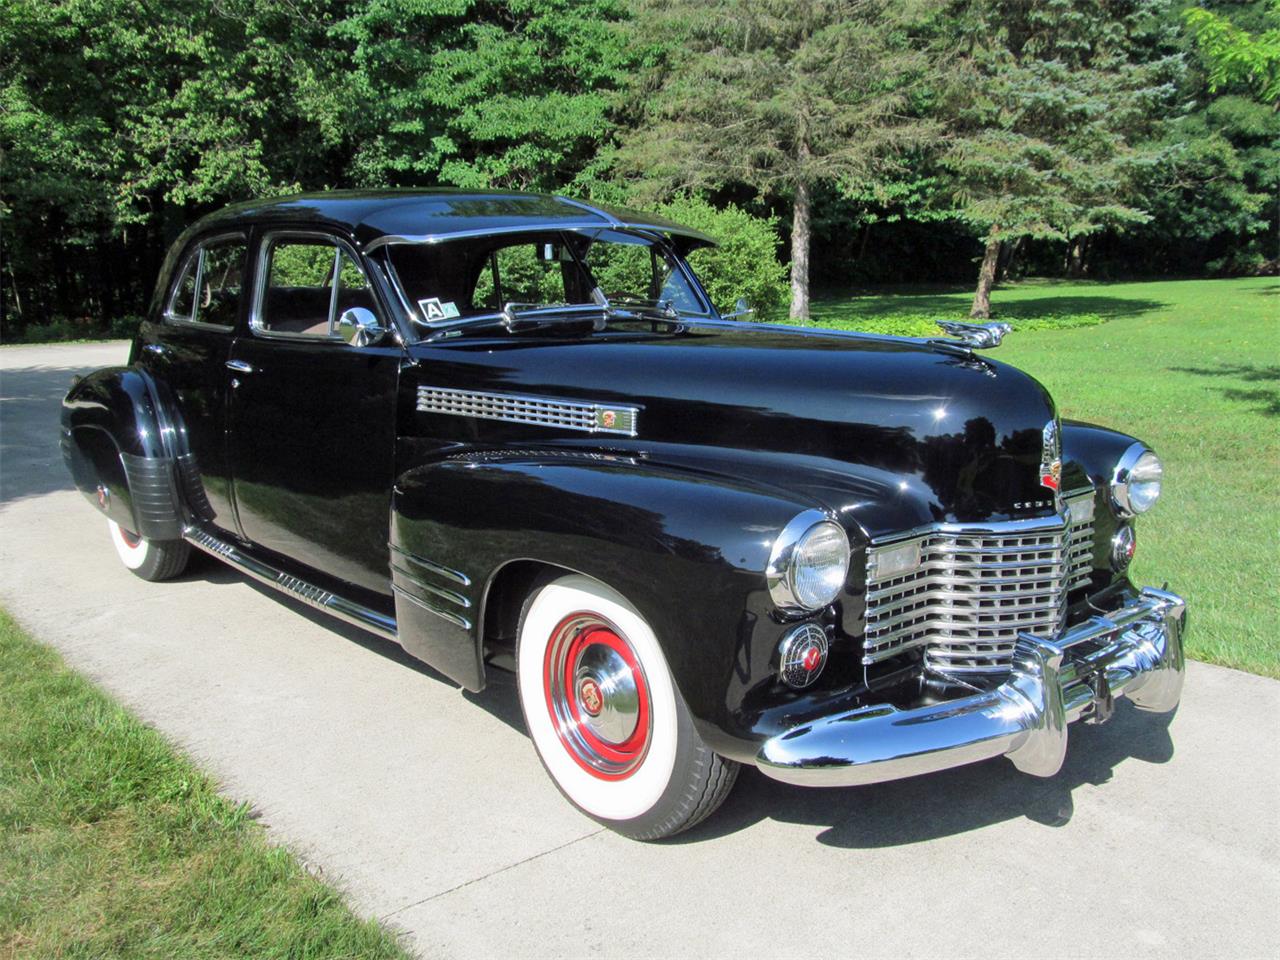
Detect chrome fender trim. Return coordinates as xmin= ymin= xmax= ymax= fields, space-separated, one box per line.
xmin=756 ymin=587 xmax=1186 ymax=788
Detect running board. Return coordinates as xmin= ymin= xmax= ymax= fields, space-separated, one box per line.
xmin=184 ymin=528 xmax=398 ymax=641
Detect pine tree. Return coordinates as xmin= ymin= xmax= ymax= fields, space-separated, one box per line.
xmin=614 ymin=0 xmax=939 ymax=320
xmin=943 ymin=0 xmax=1181 ymax=317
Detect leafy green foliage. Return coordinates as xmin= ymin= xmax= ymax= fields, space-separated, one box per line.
xmin=658 ymin=197 xmax=790 ymax=318
xmin=942 ymin=0 xmax=1181 ymax=245
xmin=334 ymin=0 xmax=636 ymax=191
xmin=2 ymin=0 xmax=1277 ymax=339
xmin=1184 ymin=1 xmax=1280 ymax=106
xmin=614 ymin=0 xmax=941 ymax=317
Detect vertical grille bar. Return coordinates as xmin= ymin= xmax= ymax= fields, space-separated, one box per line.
xmin=864 ymin=491 xmax=1097 ymax=675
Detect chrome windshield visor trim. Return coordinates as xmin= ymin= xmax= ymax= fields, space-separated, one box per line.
xmin=756 ymin=586 xmax=1186 ymax=787
xmin=365 ymin=221 xmax=718 ymax=253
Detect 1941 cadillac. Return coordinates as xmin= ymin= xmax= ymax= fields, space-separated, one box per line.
xmin=60 ymin=191 xmax=1185 ymax=839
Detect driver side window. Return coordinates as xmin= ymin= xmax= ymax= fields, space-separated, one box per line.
xmin=257 ymin=236 xmax=372 ymax=338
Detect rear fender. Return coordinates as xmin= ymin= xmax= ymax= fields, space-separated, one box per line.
xmin=60 ymin=366 xmax=186 ymax=540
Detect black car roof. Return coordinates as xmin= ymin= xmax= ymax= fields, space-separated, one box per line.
xmin=192 ymin=189 xmax=717 ymax=250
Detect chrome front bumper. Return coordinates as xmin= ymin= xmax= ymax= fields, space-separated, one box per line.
xmin=756 ymin=587 xmax=1186 ymax=787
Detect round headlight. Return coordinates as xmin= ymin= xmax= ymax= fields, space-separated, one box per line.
xmin=1112 ymin=444 xmax=1163 ymax=516
xmin=768 ymin=512 xmax=850 ymax=613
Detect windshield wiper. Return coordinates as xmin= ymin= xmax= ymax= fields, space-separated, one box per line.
xmin=416 ymin=302 xmax=608 ymax=341
xmin=416 ymin=293 xmax=684 ymax=342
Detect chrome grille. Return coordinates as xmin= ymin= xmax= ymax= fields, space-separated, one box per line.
xmin=863 ymin=491 xmax=1096 ymax=676
xmin=416 ymin=386 xmax=638 ymax=436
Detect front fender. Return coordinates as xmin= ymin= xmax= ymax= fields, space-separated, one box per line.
xmin=1062 ymin=420 xmax=1144 ymax=503
xmin=61 ymin=366 xmax=185 ymax=540
xmin=390 ymin=450 xmax=820 ymax=737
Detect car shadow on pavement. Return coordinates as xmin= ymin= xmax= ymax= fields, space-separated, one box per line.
xmin=0 ymin=364 xmax=88 ymax=505
xmin=676 ymin=700 xmax=1176 ymax=847
xmin=180 ymin=560 xmax=1177 ymax=849
xmin=187 ymin=561 xmax=529 ymax=730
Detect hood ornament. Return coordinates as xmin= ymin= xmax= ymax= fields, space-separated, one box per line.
xmin=934 ymin=320 xmax=1013 ymax=350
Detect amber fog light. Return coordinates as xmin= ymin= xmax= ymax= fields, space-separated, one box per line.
xmin=1111 ymin=525 xmax=1136 ymax=571
xmin=778 ymin=623 xmax=828 ymax=689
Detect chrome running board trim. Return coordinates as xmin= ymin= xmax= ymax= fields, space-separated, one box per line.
xmin=184 ymin=527 xmax=398 ymax=641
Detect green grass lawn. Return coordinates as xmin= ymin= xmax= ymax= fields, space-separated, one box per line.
xmin=800 ymin=276 xmax=1280 ymax=678
xmin=0 ymin=608 xmax=409 ymax=960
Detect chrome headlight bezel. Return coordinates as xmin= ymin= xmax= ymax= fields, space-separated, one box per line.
xmin=1111 ymin=443 xmax=1163 ymax=517
xmin=767 ymin=511 xmax=851 ymax=614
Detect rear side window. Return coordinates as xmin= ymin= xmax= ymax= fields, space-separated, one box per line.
xmin=164 ymin=237 xmax=247 ymax=329
xmin=257 ymin=237 xmax=372 ymax=338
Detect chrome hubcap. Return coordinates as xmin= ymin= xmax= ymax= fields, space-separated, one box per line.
xmin=573 ymin=643 xmax=641 ymax=744
xmin=544 ymin=612 xmax=651 ymax=780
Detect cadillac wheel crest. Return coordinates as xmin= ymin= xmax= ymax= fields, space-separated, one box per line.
xmin=1040 ymin=419 xmax=1062 ymax=492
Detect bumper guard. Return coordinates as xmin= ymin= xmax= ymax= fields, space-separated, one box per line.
xmin=756 ymin=587 xmax=1186 ymax=786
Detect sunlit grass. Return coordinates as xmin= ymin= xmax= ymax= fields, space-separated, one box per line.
xmin=0 ymin=608 xmax=409 ymax=959
xmin=803 ymin=277 xmax=1280 ymax=678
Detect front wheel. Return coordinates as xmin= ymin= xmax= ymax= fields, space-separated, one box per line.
xmin=516 ymin=574 xmax=738 ymax=840
xmin=107 ymin=519 xmax=191 ymax=582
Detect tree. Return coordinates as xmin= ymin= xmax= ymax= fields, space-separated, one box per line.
xmin=333 ymin=0 xmax=636 ymax=192
xmin=1184 ymin=1 xmax=1280 ymax=108
xmin=941 ymin=0 xmax=1181 ymax=317
xmin=0 ymin=0 xmax=350 ymax=330
xmin=613 ymin=0 xmax=939 ymax=320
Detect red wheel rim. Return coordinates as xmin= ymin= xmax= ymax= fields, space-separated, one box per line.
xmin=543 ymin=612 xmax=652 ymax=780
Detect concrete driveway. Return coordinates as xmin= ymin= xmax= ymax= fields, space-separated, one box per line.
xmin=2 ymin=341 xmax=1277 ymax=959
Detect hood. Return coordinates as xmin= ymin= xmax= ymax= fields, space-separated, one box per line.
xmin=407 ymin=321 xmax=1067 ymax=538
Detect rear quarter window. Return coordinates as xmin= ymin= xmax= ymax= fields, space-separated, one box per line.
xmin=164 ymin=236 xmax=247 ymax=330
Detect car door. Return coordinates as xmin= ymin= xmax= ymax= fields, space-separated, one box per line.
xmin=226 ymin=229 xmax=402 ymax=598
xmin=135 ymin=232 xmax=248 ymax=535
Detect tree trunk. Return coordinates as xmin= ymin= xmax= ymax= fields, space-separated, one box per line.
xmin=1067 ymin=236 xmax=1088 ymax=279
xmin=857 ymin=222 xmax=872 ymax=261
xmin=970 ymin=232 xmax=1002 ymax=319
xmin=789 ymin=177 xmax=811 ymax=321
xmin=998 ymin=236 xmax=1024 ymax=282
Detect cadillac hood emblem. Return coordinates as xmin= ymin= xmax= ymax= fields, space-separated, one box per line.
xmin=1040 ymin=420 xmax=1062 ymax=492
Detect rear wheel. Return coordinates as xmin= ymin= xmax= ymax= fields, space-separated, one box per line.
xmin=107 ymin=519 xmax=191 ymax=582
xmin=516 ymin=574 xmax=738 ymax=840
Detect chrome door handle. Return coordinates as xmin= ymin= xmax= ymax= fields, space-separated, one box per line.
xmin=225 ymin=360 xmax=255 ymax=374
xmin=142 ymin=343 xmax=169 ymax=357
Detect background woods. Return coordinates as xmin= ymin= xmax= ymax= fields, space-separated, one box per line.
xmin=1 ymin=0 xmax=1277 ymax=336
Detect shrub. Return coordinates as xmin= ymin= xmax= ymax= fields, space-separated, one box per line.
xmin=794 ymin=312 xmax=1107 ymax=337
xmin=656 ymin=197 xmax=790 ymax=320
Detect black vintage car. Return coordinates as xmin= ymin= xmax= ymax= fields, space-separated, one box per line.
xmin=61 ymin=191 xmax=1185 ymax=839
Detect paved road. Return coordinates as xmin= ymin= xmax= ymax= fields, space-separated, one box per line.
xmin=2 ymin=341 xmax=1277 ymax=959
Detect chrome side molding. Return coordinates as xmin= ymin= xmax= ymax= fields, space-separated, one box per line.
xmin=184 ymin=528 xmax=398 ymax=641
xmin=756 ymin=586 xmax=1186 ymax=787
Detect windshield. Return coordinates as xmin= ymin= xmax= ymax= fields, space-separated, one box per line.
xmin=384 ymin=229 xmax=712 ymax=338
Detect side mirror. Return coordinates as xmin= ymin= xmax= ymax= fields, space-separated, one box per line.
xmin=724 ymin=297 xmax=754 ymax=319
xmin=337 ymin=307 xmax=386 ymax=347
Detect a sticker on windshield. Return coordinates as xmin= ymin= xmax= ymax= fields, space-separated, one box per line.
xmin=418 ymin=298 xmax=460 ymax=322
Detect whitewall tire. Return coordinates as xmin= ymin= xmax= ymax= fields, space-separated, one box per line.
xmin=516 ymin=573 xmax=738 ymax=840
xmin=107 ymin=519 xmax=191 ymax=581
